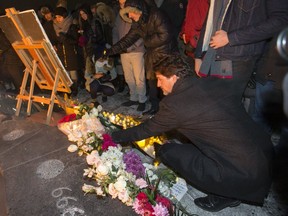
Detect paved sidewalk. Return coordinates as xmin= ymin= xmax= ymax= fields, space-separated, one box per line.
xmin=0 ymin=89 xmax=287 ymax=216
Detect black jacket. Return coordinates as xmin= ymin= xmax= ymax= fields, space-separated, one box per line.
xmin=108 ymin=0 xmax=178 ymax=79
xmin=196 ymin=0 xmax=288 ymax=60
xmin=112 ymin=76 xmax=273 ymax=203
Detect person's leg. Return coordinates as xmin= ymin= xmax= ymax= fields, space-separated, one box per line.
xmin=143 ymin=79 xmax=159 ymax=115
xmin=251 ymin=81 xmax=275 ymax=134
xmin=158 ymin=142 xmax=240 ymax=212
xmin=121 ymin=53 xmax=137 ymax=102
xmin=89 ymin=79 xmax=101 ymax=99
xmin=130 ymin=52 xmax=147 ymax=104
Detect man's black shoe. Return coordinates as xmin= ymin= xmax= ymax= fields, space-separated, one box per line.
xmin=194 ymin=194 xmax=241 ymax=212
xmin=142 ymin=108 xmax=158 ymax=116
xmin=121 ymin=100 xmax=138 ymax=107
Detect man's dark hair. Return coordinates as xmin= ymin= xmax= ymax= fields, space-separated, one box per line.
xmin=154 ymin=54 xmax=193 ymax=78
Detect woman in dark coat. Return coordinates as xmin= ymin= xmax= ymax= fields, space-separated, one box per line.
xmin=106 ymin=0 xmax=178 ymax=114
xmin=44 ymin=7 xmax=79 ymax=96
xmin=112 ymin=55 xmax=274 ymax=212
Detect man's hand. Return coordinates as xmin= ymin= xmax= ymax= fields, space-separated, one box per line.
xmin=194 ymin=58 xmax=202 ymax=77
xmin=210 ymin=30 xmax=229 ymax=49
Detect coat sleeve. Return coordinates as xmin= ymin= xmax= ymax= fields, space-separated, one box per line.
xmin=109 ymin=23 xmax=141 ymax=55
xmin=143 ymin=11 xmax=174 ymax=48
xmin=111 ymin=101 xmax=180 ymax=143
xmin=228 ymin=0 xmax=288 ymax=46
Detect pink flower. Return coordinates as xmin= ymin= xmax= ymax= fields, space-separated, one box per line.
xmin=156 ymin=195 xmax=171 ymax=210
xmin=136 ymin=192 xmax=149 ymax=202
xmin=101 ymin=134 xmax=117 ymax=151
xmin=133 ymin=199 xmax=145 ymax=215
xmin=135 ymin=178 xmax=148 ymax=189
xmin=152 ymin=203 xmax=169 ymax=216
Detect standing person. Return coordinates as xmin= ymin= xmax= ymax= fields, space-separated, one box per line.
xmin=78 ymin=6 xmax=106 ymax=60
xmin=252 ymin=34 xmax=288 ymax=154
xmin=155 ymin=0 xmax=187 ymax=39
xmin=39 ymin=5 xmax=54 ymax=25
xmin=194 ymin=0 xmax=288 ymax=103
xmin=180 ymin=0 xmax=209 ymax=60
xmin=111 ymin=54 xmax=274 ymax=212
xmin=104 ymin=0 xmax=178 ymax=115
xmin=113 ymin=0 xmax=147 ymax=112
xmin=45 ymin=6 xmax=79 ymax=96
xmin=194 ymin=0 xmax=288 ymax=148
xmin=90 ymin=2 xmax=116 ymax=46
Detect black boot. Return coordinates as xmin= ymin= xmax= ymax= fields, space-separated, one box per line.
xmin=194 ymin=194 xmax=241 ymax=212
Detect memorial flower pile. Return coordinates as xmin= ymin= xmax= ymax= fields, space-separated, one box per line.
xmin=58 ymin=104 xmax=179 ymax=216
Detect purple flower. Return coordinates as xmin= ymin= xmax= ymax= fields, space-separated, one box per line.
xmin=123 ymin=150 xmax=145 ymax=178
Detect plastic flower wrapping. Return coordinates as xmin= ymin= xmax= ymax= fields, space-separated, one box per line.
xmin=58 ymin=104 xmax=179 ymax=216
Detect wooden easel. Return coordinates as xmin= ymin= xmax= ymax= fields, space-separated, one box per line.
xmin=0 ymin=8 xmax=73 ymax=125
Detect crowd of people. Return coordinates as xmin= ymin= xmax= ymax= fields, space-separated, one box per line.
xmin=1 ymin=0 xmax=288 ymax=213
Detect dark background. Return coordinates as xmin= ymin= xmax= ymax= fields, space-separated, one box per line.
xmin=0 ymin=0 xmax=104 ymax=15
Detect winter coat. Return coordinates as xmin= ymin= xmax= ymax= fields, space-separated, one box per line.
xmin=112 ymin=8 xmax=145 ymax=54
xmin=107 ymin=0 xmax=178 ymax=79
xmin=112 ymin=76 xmax=274 ymax=203
xmin=196 ymin=0 xmax=288 ymax=61
xmin=158 ymin=0 xmax=187 ymax=37
xmin=181 ymin=0 xmax=209 ymax=49
xmin=44 ymin=19 xmax=79 ymax=71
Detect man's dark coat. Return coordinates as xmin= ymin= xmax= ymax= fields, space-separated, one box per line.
xmin=112 ymin=76 xmax=273 ymax=203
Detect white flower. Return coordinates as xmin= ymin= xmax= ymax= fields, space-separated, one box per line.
xmin=83 ymin=168 xmax=95 ymax=178
xmin=118 ymin=189 xmax=130 ymax=204
xmin=114 ymin=176 xmax=127 ymax=192
xmin=95 ymin=186 xmax=105 ymax=196
xmin=90 ymin=107 xmax=100 ymax=117
xmin=85 ymin=136 xmax=95 ymax=144
xmin=108 ymin=183 xmax=118 ymax=198
xmin=67 ymin=144 xmax=78 ymax=152
xmin=82 ymin=184 xmax=96 ymax=194
xmin=96 ymin=163 xmax=109 ymax=176
xmin=86 ymin=150 xmax=101 ymax=166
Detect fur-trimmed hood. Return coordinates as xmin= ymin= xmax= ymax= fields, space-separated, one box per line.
xmin=120 ymin=0 xmax=149 ymax=24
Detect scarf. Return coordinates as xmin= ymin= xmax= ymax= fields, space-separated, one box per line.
xmin=53 ymin=15 xmax=73 ymax=36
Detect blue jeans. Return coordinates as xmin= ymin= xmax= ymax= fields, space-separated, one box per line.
xmin=252 ymin=81 xmax=275 ymax=134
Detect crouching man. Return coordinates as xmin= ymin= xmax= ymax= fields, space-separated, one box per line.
xmin=111 ymin=54 xmax=274 ymax=212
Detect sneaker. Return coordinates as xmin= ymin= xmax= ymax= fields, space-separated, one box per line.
xmin=121 ymin=100 xmax=138 ymax=107
xmin=137 ymin=103 xmax=145 ymax=111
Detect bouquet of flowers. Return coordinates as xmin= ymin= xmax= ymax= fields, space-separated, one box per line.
xmin=132 ymin=164 xmax=176 ymax=216
xmin=82 ymin=145 xmax=146 ymax=206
